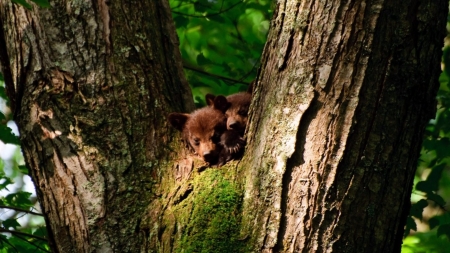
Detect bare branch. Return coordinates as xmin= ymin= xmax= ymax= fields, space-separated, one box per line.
xmin=0 ymin=205 xmax=43 ymax=216
xmin=172 ymin=0 xmax=243 ymax=18
xmin=0 ymin=228 xmax=48 ymax=242
xmin=182 ymin=62 xmax=253 ymax=86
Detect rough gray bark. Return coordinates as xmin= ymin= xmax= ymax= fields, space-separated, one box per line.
xmin=240 ymin=0 xmax=447 ymax=252
xmin=0 ymin=0 xmax=193 ymax=252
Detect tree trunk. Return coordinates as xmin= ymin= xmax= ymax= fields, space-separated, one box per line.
xmin=240 ymin=0 xmax=447 ymax=252
xmin=0 ymin=1 xmax=193 ymax=252
xmin=0 ymin=0 xmax=447 ymax=253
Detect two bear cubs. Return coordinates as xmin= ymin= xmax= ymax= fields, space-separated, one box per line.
xmin=168 ymin=92 xmax=251 ymax=166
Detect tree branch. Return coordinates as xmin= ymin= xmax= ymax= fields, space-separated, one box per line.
xmin=171 ymin=0 xmax=243 ymax=18
xmin=182 ymin=62 xmax=252 ymax=86
xmin=0 ymin=205 xmax=43 ymax=216
xmin=12 ymin=233 xmax=50 ymax=252
xmin=0 ymin=236 xmax=19 ymax=253
xmin=0 ymin=228 xmax=48 ymax=242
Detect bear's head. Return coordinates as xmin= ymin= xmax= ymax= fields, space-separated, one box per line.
xmin=206 ymin=92 xmax=251 ymax=134
xmin=168 ymin=95 xmax=229 ymax=164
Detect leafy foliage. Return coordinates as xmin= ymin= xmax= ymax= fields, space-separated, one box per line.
xmin=0 ymin=81 xmax=49 ymax=252
xmin=403 ymin=28 xmax=450 ymax=250
xmin=0 ymin=64 xmax=18 ymax=147
xmin=11 ymin=0 xmax=50 ymax=10
xmin=0 ymin=160 xmax=49 ymax=252
xmin=0 ymin=125 xmax=20 ymax=145
xmin=170 ymin=0 xmax=272 ymax=107
xmin=403 ymin=230 xmax=450 ymax=253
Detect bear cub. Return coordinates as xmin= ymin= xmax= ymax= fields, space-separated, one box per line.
xmin=206 ymin=92 xmax=252 ymax=164
xmin=223 ymin=92 xmax=251 ymax=134
xmin=168 ymin=95 xmax=229 ymax=165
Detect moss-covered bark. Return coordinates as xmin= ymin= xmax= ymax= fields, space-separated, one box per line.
xmin=142 ymin=156 xmax=250 ymax=253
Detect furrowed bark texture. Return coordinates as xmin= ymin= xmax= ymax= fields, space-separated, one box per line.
xmin=0 ymin=0 xmax=193 ymax=252
xmin=241 ymin=0 xmax=447 ymax=252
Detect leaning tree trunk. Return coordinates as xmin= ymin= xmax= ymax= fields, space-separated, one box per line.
xmin=0 ymin=1 xmax=194 ymax=252
xmin=240 ymin=0 xmax=447 ymax=252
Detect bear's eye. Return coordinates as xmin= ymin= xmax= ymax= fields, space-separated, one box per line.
xmin=193 ymin=138 xmax=200 ymax=146
xmin=238 ymin=109 xmax=247 ymax=117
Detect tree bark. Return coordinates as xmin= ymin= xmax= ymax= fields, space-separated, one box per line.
xmin=240 ymin=0 xmax=447 ymax=252
xmin=0 ymin=0 xmax=193 ymax=252
xmin=0 ymin=0 xmax=447 ymax=253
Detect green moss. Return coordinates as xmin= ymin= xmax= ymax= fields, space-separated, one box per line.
xmin=176 ymin=168 xmax=248 ymax=253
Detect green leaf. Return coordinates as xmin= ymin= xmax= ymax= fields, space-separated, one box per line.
xmin=30 ymin=0 xmax=50 ymax=8
xmin=8 ymin=235 xmax=43 ymax=252
xmin=0 ymin=125 xmax=20 ymax=145
xmin=429 ymin=217 xmax=440 ymax=230
xmin=0 ymin=86 xmax=7 ymax=99
xmin=427 ymin=192 xmax=446 ymax=206
xmin=5 ymin=192 xmax=33 ymax=208
xmin=426 ymin=163 xmax=445 ymax=191
xmin=0 ymin=177 xmax=14 ymax=191
xmin=0 ymin=72 xmax=4 ymax=81
xmin=443 ymin=47 xmax=450 ymax=78
xmin=197 ymin=53 xmax=213 ymax=66
xmin=33 ymin=226 xmax=48 ymax=238
xmin=18 ymin=165 xmax=29 ymax=174
xmin=434 ymin=138 xmax=450 ymax=160
xmin=437 ymin=224 xmax=450 ymax=239
xmin=0 ymin=112 xmax=5 ymax=121
xmin=404 ymin=216 xmax=417 ymax=237
xmin=410 ymin=199 xmax=428 ymax=220
xmin=2 ymin=219 xmax=21 ymax=230
xmin=221 ymin=62 xmax=233 ymax=76
xmin=416 ymin=181 xmax=433 ymax=194
xmin=174 ymin=15 xmax=189 ymax=28
xmin=208 ymin=14 xmax=226 ymax=23
xmin=193 ymin=1 xmax=210 ymax=13
xmin=11 ymin=0 xmax=33 ymax=10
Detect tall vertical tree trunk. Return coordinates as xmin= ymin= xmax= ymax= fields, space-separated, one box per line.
xmin=0 ymin=0 xmax=447 ymax=252
xmin=240 ymin=0 xmax=447 ymax=252
xmin=0 ymin=1 xmax=193 ymax=252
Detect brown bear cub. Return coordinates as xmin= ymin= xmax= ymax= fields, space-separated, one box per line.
xmin=223 ymin=92 xmax=252 ymax=134
xmin=206 ymin=92 xmax=252 ymax=164
xmin=168 ymin=95 xmax=229 ymax=165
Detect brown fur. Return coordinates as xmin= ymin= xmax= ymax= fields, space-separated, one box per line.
xmin=168 ymin=96 xmax=228 ymax=164
xmin=206 ymin=92 xmax=252 ymax=133
xmin=224 ymin=92 xmax=251 ymax=134
xmin=205 ymin=92 xmax=252 ymax=164
xmin=217 ymin=129 xmax=246 ymax=165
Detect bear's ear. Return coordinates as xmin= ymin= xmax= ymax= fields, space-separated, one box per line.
xmin=205 ymin=94 xmax=216 ymax=106
xmin=168 ymin=113 xmax=190 ymax=131
xmin=213 ymin=95 xmax=230 ymax=113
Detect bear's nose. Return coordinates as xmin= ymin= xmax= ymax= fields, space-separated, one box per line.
xmin=228 ymin=121 xmax=239 ymax=129
xmin=203 ymin=151 xmax=214 ymax=162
